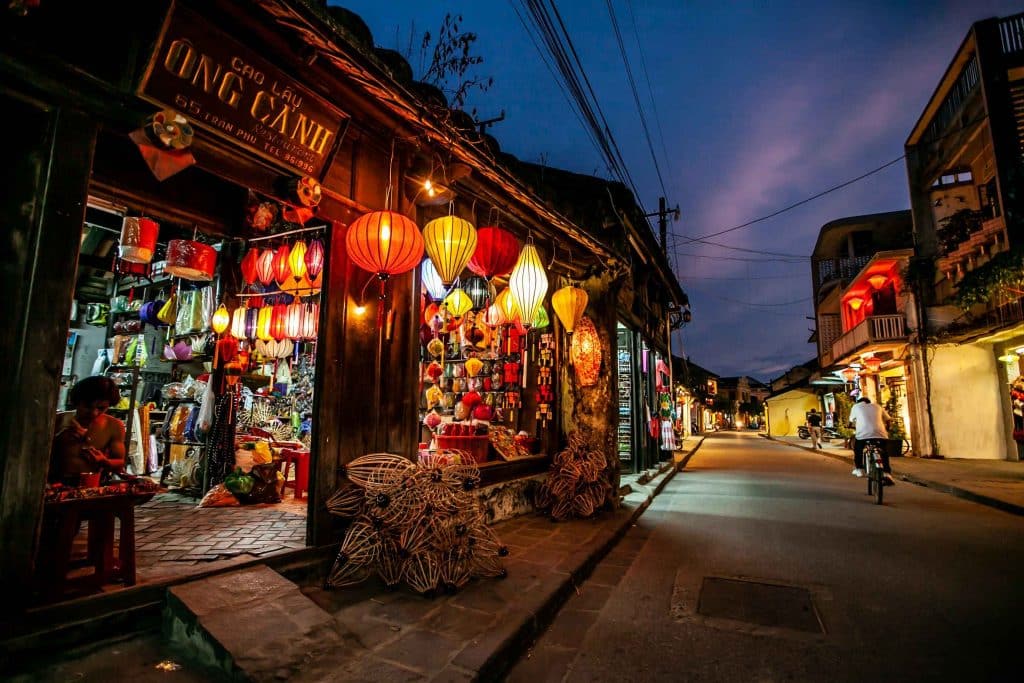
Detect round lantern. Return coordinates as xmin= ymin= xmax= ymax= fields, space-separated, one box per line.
xmin=443 ymin=288 xmax=473 ymax=318
xmin=288 ymin=241 xmax=308 ymax=283
xmin=465 ymin=357 xmax=483 ymax=378
xmin=305 ymin=238 xmax=325 ymax=281
xmin=509 ymin=244 xmax=548 ymax=328
xmin=463 ymin=276 xmax=495 ymax=310
xmin=422 ymin=215 xmax=477 ymax=286
xmin=482 ymin=303 xmax=506 ymax=328
xmin=424 ymin=302 xmax=442 ymax=326
xmin=211 ymin=304 xmax=231 ymax=335
xmin=119 ymin=217 xmax=160 ymax=264
xmin=256 ymin=249 xmax=276 ymax=286
xmin=285 ymin=301 xmax=304 ymax=340
xmin=468 ymin=226 xmax=519 ymax=279
xmin=272 ymin=244 xmax=292 ymax=286
xmin=531 ymin=305 xmax=550 ymax=330
xmin=552 ymin=285 xmax=588 ymax=334
xmin=840 ymin=367 xmax=858 ymax=382
xmin=165 ymin=239 xmax=217 ymax=281
xmin=494 ymin=288 xmax=519 ymax=323
xmin=230 ymin=305 xmax=248 ymax=339
xmin=421 ymin=259 xmax=448 ymax=301
xmin=240 ymin=248 xmax=260 ymax=286
xmin=571 ymin=316 xmax=602 ymax=387
xmin=345 ymin=210 xmax=423 ymax=278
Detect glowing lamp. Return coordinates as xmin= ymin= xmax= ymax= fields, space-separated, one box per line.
xmin=571 ymin=316 xmax=602 ymax=387
xmin=463 ymin=275 xmax=495 ymax=310
xmin=509 ymin=244 xmax=548 ymax=327
xmin=288 ymin=241 xmax=308 ymax=282
xmin=240 ymin=248 xmax=260 ymax=286
xmin=304 ymin=238 xmax=325 ymax=280
xmin=285 ymin=301 xmax=304 ymax=340
xmin=847 ymin=297 xmax=864 ymax=311
xmin=270 ymin=303 xmax=288 ymax=341
xmin=998 ymin=353 xmax=1018 ymax=364
xmin=301 ymin=302 xmax=319 ymax=340
xmin=245 ymin=306 xmax=259 ymax=340
xmin=483 ymin=303 xmax=506 ymax=328
xmin=494 ymin=288 xmax=519 ymax=323
xmin=256 ymin=305 xmax=274 ymax=341
xmin=421 ymin=259 xmax=448 ymax=301
xmin=165 ymin=239 xmax=216 ymax=281
xmin=841 ymin=367 xmax=858 ymax=382
xmin=272 ymin=244 xmax=292 ymax=286
xmin=531 ymin=305 xmax=550 ymax=330
xmin=551 ymin=285 xmax=589 ymax=334
xmin=863 ymin=356 xmax=882 ymax=373
xmin=867 ymin=274 xmax=888 ymax=290
xmin=443 ymin=288 xmax=473 ymax=318
xmin=345 ymin=210 xmax=423 ymax=277
xmin=118 ymin=217 xmax=160 ymax=264
xmin=230 ymin=305 xmax=248 ymax=339
xmin=468 ymin=226 xmax=519 ymax=279
xmin=211 ymin=304 xmax=231 ymax=335
xmin=256 ymin=249 xmax=276 ymax=286
xmin=422 ymin=215 xmax=477 ymax=285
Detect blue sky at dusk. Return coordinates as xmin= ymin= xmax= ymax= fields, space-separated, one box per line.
xmin=335 ymin=0 xmax=1022 ymax=380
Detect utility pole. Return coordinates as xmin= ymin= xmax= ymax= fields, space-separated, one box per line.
xmin=644 ymin=197 xmax=680 ymax=254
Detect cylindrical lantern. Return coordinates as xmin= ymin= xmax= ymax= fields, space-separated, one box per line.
xmin=245 ymin=306 xmax=260 ymax=340
xmin=463 ymin=276 xmax=495 ymax=310
xmin=571 ymin=316 xmax=602 ymax=387
xmin=468 ymin=226 xmax=519 ymax=279
xmin=230 ymin=305 xmax=248 ymax=339
xmin=288 ymin=241 xmax=308 ymax=283
xmin=552 ymin=285 xmax=588 ymax=334
xmin=270 ymin=303 xmax=288 ymax=341
xmin=305 ymin=238 xmax=325 ymax=280
xmin=509 ymin=244 xmax=547 ymax=327
xmin=211 ymin=304 xmax=231 ymax=335
xmin=256 ymin=249 xmax=276 ymax=286
xmin=494 ymin=288 xmax=519 ymax=323
xmin=444 ymin=288 xmax=473 ymax=318
xmin=240 ymin=248 xmax=260 ymax=286
xmin=165 ymin=239 xmax=217 ymax=281
xmin=532 ymin=305 xmax=550 ymax=330
xmin=285 ymin=300 xmax=304 ymax=339
xmin=256 ymin=305 xmax=274 ymax=341
xmin=301 ymin=302 xmax=319 ymax=340
xmin=345 ymin=210 xmax=423 ymax=277
xmin=273 ymin=244 xmax=292 ymax=286
xmin=119 ymin=217 xmax=160 ymax=264
xmin=422 ymin=215 xmax=477 ymax=285
xmin=421 ymin=259 xmax=448 ymax=301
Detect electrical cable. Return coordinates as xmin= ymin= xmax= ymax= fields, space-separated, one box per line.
xmin=624 ymin=0 xmax=674 ymax=188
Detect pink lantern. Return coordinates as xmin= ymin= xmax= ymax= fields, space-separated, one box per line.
xmin=305 ymin=238 xmax=326 ymax=280
xmin=284 ymin=301 xmax=304 ymax=340
xmin=165 ymin=239 xmax=216 ymax=281
xmin=255 ymin=249 xmax=276 ymax=286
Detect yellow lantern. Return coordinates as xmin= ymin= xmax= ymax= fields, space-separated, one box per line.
xmin=552 ymin=285 xmax=588 ymax=334
xmin=230 ymin=305 xmax=248 ymax=339
xmin=422 ymin=216 xmax=477 ymax=286
xmin=256 ymin=305 xmax=274 ymax=341
xmin=509 ymin=244 xmax=548 ymax=328
xmin=494 ymin=287 xmax=519 ymax=323
xmin=211 ymin=304 xmax=231 ymax=335
xmin=288 ymin=240 xmax=308 ymax=283
xmin=443 ymin=288 xmax=473 ymax=318
xmin=465 ymin=357 xmax=483 ymax=377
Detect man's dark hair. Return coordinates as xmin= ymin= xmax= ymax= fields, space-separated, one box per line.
xmin=858 ymin=397 xmax=871 ymax=404
xmin=69 ymin=376 xmax=120 ymax=407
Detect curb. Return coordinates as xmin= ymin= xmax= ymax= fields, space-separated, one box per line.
xmin=477 ymin=436 xmax=707 ymax=681
xmin=763 ymin=434 xmax=1024 ymax=518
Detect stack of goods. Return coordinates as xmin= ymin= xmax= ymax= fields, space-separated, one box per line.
xmin=45 ymin=476 xmax=160 ymax=503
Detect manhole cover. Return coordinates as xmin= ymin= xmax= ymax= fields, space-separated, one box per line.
xmin=697 ymin=577 xmax=824 ymax=633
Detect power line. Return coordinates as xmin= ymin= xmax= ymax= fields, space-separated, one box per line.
xmin=675 ymin=251 xmax=807 ymax=264
xmin=624 ymin=0 xmax=674 ymax=188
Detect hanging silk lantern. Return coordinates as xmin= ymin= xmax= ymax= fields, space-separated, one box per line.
xmin=211 ymin=304 xmax=231 ymax=335
xmin=270 ymin=303 xmax=288 ymax=341
xmin=422 ymin=215 xmax=477 ymax=286
xmin=552 ymin=285 xmax=589 ymax=334
xmin=483 ymin=302 xmax=506 ymax=328
xmin=841 ymin=367 xmax=858 ymax=382
xmin=346 ymin=210 xmax=423 ymax=277
xmin=463 ymin=276 xmax=494 ymax=310
xmin=494 ymin=288 xmax=519 ymax=323
xmin=288 ymin=241 xmax=308 ymax=283
xmin=509 ymin=244 xmax=548 ymax=328
xmin=863 ymin=356 xmax=882 ymax=373
xmin=444 ymin=288 xmax=473 ymax=318
xmin=305 ymin=238 xmax=325 ymax=280
xmin=256 ymin=305 xmax=274 ymax=341
xmin=531 ymin=305 xmax=550 ymax=330
xmin=285 ymin=300 xmax=304 ymax=340
xmin=230 ymin=305 xmax=248 ymax=339
xmin=240 ymin=248 xmax=260 ymax=286
xmin=301 ymin=302 xmax=319 ymax=340
xmin=465 ymin=357 xmax=483 ymax=377
xmin=245 ymin=306 xmax=260 ymax=340
xmin=571 ymin=316 xmax=602 ymax=387
xmin=468 ymin=226 xmax=519 ymax=279
xmin=118 ymin=217 xmax=160 ymax=264
xmin=272 ymin=244 xmax=292 ymax=286
xmin=427 ymin=337 xmax=445 ymax=358
xmin=256 ymin=248 xmax=276 ymax=286
xmin=424 ymin=302 xmax=442 ymax=326
xmin=421 ymin=259 xmax=448 ymax=301
xmin=165 ymin=239 xmax=217 ymax=281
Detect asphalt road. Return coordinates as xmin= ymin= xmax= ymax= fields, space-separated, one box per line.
xmin=506 ymin=431 xmax=1024 ymax=683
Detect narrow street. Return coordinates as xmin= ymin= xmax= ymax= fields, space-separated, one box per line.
xmin=506 ymin=432 xmax=1024 ymax=683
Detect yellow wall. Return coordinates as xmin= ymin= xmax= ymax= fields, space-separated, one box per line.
xmin=928 ymin=343 xmax=1007 ymax=459
xmin=765 ymin=389 xmax=821 ymax=437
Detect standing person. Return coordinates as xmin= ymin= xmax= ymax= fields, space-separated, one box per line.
xmin=806 ymin=408 xmax=823 ymax=449
xmin=49 ymin=376 xmax=126 ymax=485
xmin=848 ymin=397 xmax=894 ymax=484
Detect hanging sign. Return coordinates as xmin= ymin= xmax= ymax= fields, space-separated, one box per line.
xmin=138 ymin=5 xmax=346 ymax=177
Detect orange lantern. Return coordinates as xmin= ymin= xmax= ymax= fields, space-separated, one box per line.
xmin=495 ymin=287 xmax=519 ymax=323
xmin=119 ymin=217 xmax=160 ymax=264
xmin=424 ymin=302 xmax=442 ymax=326
xmin=345 ymin=210 xmax=423 ymax=278
xmin=863 ymin=356 xmax=882 ymax=373
xmin=270 ymin=303 xmax=288 ymax=341
xmin=841 ymin=367 xmax=858 ymax=382
xmin=571 ymin=316 xmax=602 ymax=386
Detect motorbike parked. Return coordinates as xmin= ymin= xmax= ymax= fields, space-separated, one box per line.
xmin=797 ymin=424 xmax=841 ymax=441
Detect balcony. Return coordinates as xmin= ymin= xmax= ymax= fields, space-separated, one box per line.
xmin=1000 ymin=13 xmax=1024 ymax=56
xmin=813 ymin=254 xmax=873 ymax=295
xmin=832 ymin=315 xmax=907 ymax=363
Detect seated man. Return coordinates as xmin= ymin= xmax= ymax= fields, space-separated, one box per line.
xmin=50 ymin=376 xmax=126 ymax=485
xmin=849 ymin=396 xmax=894 ymax=485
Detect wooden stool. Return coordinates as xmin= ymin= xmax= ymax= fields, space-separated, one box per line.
xmin=279 ymin=448 xmax=309 ymax=500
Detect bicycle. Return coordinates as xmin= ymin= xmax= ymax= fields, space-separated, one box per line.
xmin=863 ymin=438 xmax=887 ymax=505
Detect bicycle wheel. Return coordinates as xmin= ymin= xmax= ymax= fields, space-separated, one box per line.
xmin=873 ymin=465 xmax=884 ymax=505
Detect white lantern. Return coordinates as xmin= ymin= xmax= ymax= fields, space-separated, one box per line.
xmin=509 ymin=244 xmax=548 ymax=328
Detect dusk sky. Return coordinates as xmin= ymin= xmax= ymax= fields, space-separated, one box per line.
xmin=336 ymin=0 xmax=1022 ymax=381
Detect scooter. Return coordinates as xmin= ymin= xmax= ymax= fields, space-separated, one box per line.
xmin=798 ymin=424 xmax=841 ymax=440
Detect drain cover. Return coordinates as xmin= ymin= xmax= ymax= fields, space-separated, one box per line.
xmin=697 ymin=577 xmax=823 ymax=633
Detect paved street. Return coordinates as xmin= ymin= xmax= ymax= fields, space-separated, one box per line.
xmin=507 ymin=431 xmax=1024 ymax=683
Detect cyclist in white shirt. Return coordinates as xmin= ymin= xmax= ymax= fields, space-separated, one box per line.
xmin=848 ymin=397 xmax=894 ymax=485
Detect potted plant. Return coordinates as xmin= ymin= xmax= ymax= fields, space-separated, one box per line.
xmin=884 ymin=393 xmax=908 ymax=457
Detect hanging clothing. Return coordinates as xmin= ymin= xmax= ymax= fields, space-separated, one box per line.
xmin=660 ymin=419 xmax=678 ymax=451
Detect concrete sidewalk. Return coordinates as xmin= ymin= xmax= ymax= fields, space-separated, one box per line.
xmin=765 ymin=433 xmax=1024 ymax=515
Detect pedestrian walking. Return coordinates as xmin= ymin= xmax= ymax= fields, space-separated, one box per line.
xmin=806 ymin=408 xmax=823 ymax=449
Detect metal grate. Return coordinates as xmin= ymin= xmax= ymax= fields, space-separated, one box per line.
xmin=697 ymin=577 xmax=825 ymax=634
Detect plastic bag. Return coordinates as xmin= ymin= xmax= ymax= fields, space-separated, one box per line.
xmin=195 ymin=379 xmax=215 ymax=441
xmin=199 ymin=483 xmax=240 ymax=507
xmin=236 ymin=463 xmax=282 ymax=504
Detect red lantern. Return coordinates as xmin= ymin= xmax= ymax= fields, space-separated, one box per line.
xmin=165 ymin=239 xmax=216 ymax=281
xmin=119 ymin=217 xmax=160 ymax=264
xmin=863 ymin=356 xmax=882 ymax=373
xmin=240 ymin=248 xmax=260 ymax=286
xmin=270 ymin=303 xmax=288 ymax=341
xmin=345 ymin=210 xmax=423 ymax=277
xmin=841 ymin=367 xmax=858 ymax=382
xmin=468 ymin=226 xmax=519 ymax=279
xmin=256 ymin=249 xmax=276 ymax=286
xmin=305 ymin=238 xmax=325 ymax=280
xmin=272 ymin=244 xmax=292 ymax=286
xmin=571 ymin=316 xmax=602 ymax=387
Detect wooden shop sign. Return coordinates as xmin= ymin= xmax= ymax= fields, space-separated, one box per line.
xmin=139 ymin=5 xmax=346 ymax=177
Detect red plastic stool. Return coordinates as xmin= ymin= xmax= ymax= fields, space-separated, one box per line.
xmin=280 ymin=448 xmax=309 ymax=500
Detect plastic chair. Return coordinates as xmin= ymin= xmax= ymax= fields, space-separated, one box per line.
xmin=279 ymin=448 xmax=309 ymax=500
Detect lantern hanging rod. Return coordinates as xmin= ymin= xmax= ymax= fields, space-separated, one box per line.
xmin=240 ymin=223 xmax=328 ymax=244
xmin=233 ymin=288 xmax=320 ymax=299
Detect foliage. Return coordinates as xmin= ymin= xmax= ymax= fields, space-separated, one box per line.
xmin=738 ymin=400 xmax=763 ymax=417
xmin=834 ymin=392 xmax=855 ymax=440
xmin=884 ymin=392 xmax=907 ymax=441
xmin=953 ymin=246 xmax=1024 ymax=310
xmin=936 ymin=209 xmax=984 ymax=256
xmin=418 ymin=14 xmax=493 ymax=109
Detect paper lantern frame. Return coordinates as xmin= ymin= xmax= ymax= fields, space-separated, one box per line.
xmin=509 ymin=244 xmax=548 ymax=328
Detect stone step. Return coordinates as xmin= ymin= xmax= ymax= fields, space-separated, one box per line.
xmin=164 ymin=565 xmax=348 ymax=681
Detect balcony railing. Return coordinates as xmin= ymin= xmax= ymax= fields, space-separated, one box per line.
xmin=832 ymin=315 xmax=907 ymax=362
xmin=1000 ymin=13 xmax=1024 ymax=56
xmin=813 ymin=254 xmax=873 ymax=294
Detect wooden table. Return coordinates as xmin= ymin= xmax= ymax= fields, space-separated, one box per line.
xmin=37 ymin=490 xmax=155 ymax=601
